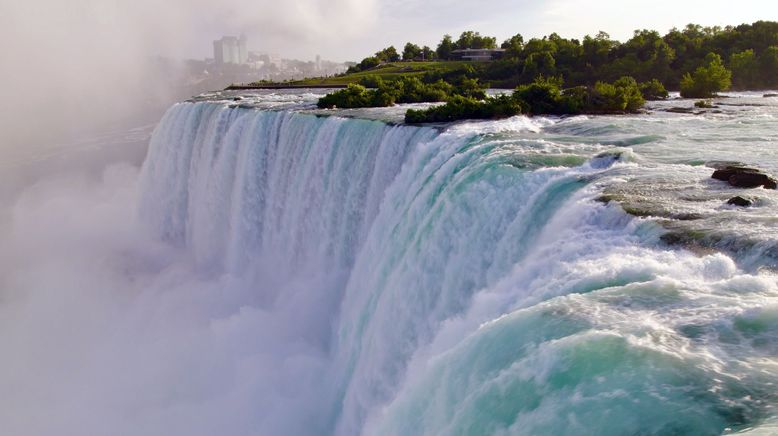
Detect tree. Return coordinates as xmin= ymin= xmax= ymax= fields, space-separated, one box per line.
xmin=730 ymin=49 xmax=759 ymax=88
xmin=402 ymin=43 xmax=422 ymax=61
xmin=501 ymin=34 xmax=524 ymax=58
xmin=759 ymin=46 xmax=778 ymax=86
xmin=375 ymin=46 xmax=400 ymax=63
xmin=455 ymin=31 xmax=497 ymax=50
xmin=437 ymin=35 xmax=454 ymax=60
xmin=522 ymin=51 xmax=556 ymax=80
xmin=421 ymin=46 xmax=436 ymax=60
xmin=680 ymin=52 xmax=732 ymax=97
xmin=639 ymin=79 xmax=669 ymax=100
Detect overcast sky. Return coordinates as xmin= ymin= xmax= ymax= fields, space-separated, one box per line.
xmin=186 ymin=0 xmax=778 ymax=61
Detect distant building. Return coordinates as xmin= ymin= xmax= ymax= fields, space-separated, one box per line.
xmin=451 ymin=48 xmax=506 ymax=61
xmin=213 ymin=35 xmax=248 ymax=65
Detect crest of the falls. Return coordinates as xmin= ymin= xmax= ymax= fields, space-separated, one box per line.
xmin=136 ymin=101 xmax=778 ymax=436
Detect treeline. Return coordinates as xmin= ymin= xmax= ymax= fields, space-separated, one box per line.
xmin=317 ymin=74 xmax=662 ymax=122
xmin=348 ymin=21 xmax=778 ymax=91
xmin=316 ymin=76 xmax=486 ymax=109
xmin=346 ymin=31 xmax=498 ymax=73
xmin=405 ymin=76 xmax=650 ymax=123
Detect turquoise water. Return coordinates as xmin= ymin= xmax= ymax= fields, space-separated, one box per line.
xmin=2 ymin=91 xmax=775 ymax=436
xmin=134 ymin=93 xmax=778 ymax=435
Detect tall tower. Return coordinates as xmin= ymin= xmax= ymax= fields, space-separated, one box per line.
xmin=213 ymin=39 xmax=225 ymax=66
xmin=238 ymin=34 xmax=248 ymax=64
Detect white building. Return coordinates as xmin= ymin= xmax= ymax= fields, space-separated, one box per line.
xmin=213 ymin=35 xmax=248 ymax=65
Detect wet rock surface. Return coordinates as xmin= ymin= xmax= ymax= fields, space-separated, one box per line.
xmin=709 ymin=163 xmax=777 ymax=189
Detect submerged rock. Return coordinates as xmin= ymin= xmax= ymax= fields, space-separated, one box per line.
xmin=710 ymin=164 xmax=777 ymax=189
xmin=764 ymin=93 xmax=778 ymax=98
xmin=727 ymin=196 xmax=753 ymax=207
xmin=664 ymin=107 xmax=695 ymax=114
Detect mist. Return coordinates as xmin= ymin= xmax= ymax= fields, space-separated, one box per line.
xmin=0 ymin=0 xmax=377 ymax=162
xmin=0 ymin=2 xmax=377 ymax=434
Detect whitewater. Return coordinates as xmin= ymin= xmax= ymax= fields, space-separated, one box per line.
xmin=1 ymin=90 xmax=777 ymax=436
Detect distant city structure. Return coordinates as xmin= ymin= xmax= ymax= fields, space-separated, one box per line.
xmin=195 ymin=35 xmax=348 ymax=88
xmin=213 ymin=35 xmax=248 ymax=65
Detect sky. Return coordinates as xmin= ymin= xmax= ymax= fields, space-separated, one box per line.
xmin=181 ymin=0 xmax=778 ymax=61
xmin=0 ymin=0 xmax=777 ymax=152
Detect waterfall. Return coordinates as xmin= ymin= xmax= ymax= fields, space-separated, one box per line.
xmin=137 ymin=102 xmax=778 ymax=435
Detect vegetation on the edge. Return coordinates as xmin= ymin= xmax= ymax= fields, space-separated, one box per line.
xmin=404 ymin=76 xmax=647 ymax=123
xmin=680 ymin=53 xmax=732 ymax=98
xmin=311 ymin=21 xmax=778 ymax=122
xmin=316 ymin=76 xmax=487 ymax=109
xmin=343 ymin=22 xmax=778 ymax=92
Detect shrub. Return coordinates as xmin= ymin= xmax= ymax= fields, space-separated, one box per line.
xmin=639 ymin=79 xmax=669 ymax=100
xmin=680 ymin=53 xmax=732 ymax=98
xmin=588 ymin=76 xmax=644 ymax=113
xmin=513 ymin=76 xmax=563 ymax=114
xmin=316 ymin=84 xmax=393 ymax=109
xmin=405 ymin=95 xmax=523 ymax=123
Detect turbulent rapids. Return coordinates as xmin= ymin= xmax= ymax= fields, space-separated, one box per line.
xmin=131 ymin=95 xmax=778 ymax=435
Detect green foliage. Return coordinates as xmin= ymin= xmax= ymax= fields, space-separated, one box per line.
xmin=403 ymin=43 xmax=422 ymax=61
xmin=316 ymin=83 xmax=391 ymax=109
xmin=405 ymin=95 xmax=523 ymax=123
xmin=453 ymin=77 xmax=487 ymax=99
xmin=589 ymin=77 xmax=644 ymax=113
xmin=317 ymin=76 xmax=486 ymax=109
xmin=421 ymin=46 xmax=436 ymax=61
xmin=357 ymin=75 xmax=385 ymax=88
xmin=375 ymin=46 xmax=401 ymax=63
xmin=729 ymin=49 xmax=759 ymax=88
xmin=436 ymin=35 xmax=454 ymax=60
xmin=639 ymin=79 xmax=669 ymax=100
xmin=501 ymin=34 xmax=524 ymax=57
xmin=407 ymin=75 xmax=647 ymax=123
xmin=513 ymin=76 xmax=563 ymax=114
xmin=694 ymin=99 xmax=714 ymax=108
xmin=389 ymin=77 xmax=452 ymax=103
xmin=455 ymin=31 xmax=498 ymax=50
xmin=759 ymin=46 xmax=778 ymax=87
xmin=680 ymin=52 xmax=732 ymax=98
xmin=346 ymin=57 xmax=380 ymax=74
xmin=323 ymin=20 xmax=778 ymax=92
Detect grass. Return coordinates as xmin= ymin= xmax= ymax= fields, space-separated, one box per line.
xmin=237 ymin=61 xmax=479 ymax=88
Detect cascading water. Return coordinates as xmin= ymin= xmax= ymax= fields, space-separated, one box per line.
xmin=136 ymin=98 xmax=778 ymax=435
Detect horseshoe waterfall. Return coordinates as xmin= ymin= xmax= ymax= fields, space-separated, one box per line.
xmin=130 ymin=96 xmax=778 ymax=435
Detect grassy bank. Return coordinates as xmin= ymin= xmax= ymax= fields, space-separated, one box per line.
xmin=228 ymin=61 xmax=479 ymax=89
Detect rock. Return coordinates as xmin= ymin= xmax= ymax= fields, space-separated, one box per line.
xmin=711 ymin=165 xmax=777 ymax=189
xmin=764 ymin=93 xmax=778 ymax=98
xmin=727 ymin=196 xmax=753 ymax=207
xmin=665 ymin=107 xmax=694 ymax=114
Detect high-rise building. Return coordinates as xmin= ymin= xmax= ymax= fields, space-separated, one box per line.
xmin=213 ymin=35 xmax=248 ymax=66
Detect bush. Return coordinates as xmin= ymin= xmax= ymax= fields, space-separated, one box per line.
xmin=357 ymin=75 xmax=385 ymax=88
xmin=513 ymin=76 xmax=563 ymax=114
xmin=588 ymin=76 xmax=644 ymax=113
xmin=639 ymin=79 xmax=669 ymax=100
xmin=316 ymin=83 xmax=393 ymax=109
xmin=318 ymin=76 xmax=486 ymax=109
xmin=680 ymin=53 xmax=732 ymax=98
xmin=405 ymin=95 xmax=524 ymax=123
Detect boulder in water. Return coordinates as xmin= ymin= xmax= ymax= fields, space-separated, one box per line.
xmin=709 ymin=164 xmax=777 ymax=189
xmin=764 ymin=93 xmax=778 ymax=98
xmin=727 ymin=196 xmax=753 ymax=207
